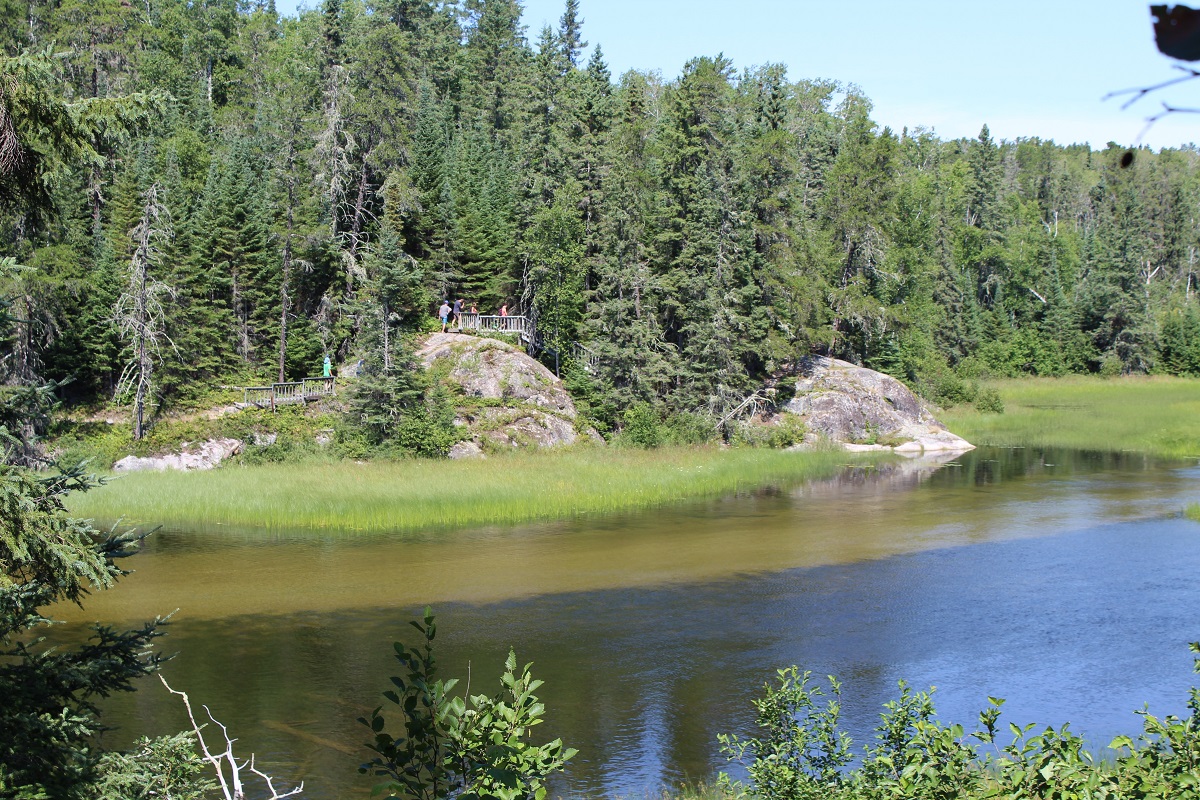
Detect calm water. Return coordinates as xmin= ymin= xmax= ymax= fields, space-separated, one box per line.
xmin=56 ymin=447 xmax=1200 ymax=798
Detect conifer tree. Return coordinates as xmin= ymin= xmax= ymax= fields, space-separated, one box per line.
xmin=0 ymin=53 xmax=195 ymax=798
xmin=113 ymin=183 xmax=174 ymax=439
xmin=585 ymin=71 xmax=674 ymax=407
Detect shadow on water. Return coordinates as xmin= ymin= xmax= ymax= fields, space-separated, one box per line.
xmin=47 ymin=447 xmax=1200 ymax=798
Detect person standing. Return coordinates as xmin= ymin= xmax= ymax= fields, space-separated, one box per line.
xmin=438 ymin=300 xmax=451 ymax=332
xmin=499 ymin=302 xmax=508 ymax=318
xmin=323 ymin=354 xmax=332 ymax=377
xmin=451 ymin=297 xmax=463 ymax=330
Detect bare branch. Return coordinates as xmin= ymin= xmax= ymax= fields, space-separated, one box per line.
xmin=249 ymin=755 xmax=305 ymax=799
xmin=1104 ymin=64 xmax=1200 ymax=110
xmin=159 ymin=675 xmax=237 ymax=800
xmin=160 ymin=675 xmax=304 ymax=800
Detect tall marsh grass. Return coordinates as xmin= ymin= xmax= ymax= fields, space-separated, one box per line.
xmin=941 ymin=375 xmax=1200 ymax=459
xmin=68 ymin=447 xmax=867 ymax=533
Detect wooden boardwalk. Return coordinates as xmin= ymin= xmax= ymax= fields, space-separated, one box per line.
xmin=234 ymin=314 xmax=600 ymax=410
xmin=239 ymin=376 xmax=336 ymax=410
xmin=456 ymin=314 xmax=600 ymax=372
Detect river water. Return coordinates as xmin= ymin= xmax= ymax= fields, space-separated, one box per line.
xmin=57 ymin=447 xmax=1200 ymax=798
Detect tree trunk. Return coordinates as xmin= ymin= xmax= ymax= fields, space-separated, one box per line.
xmin=382 ymin=301 xmax=391 ymax=371
xmin=233 ymin=267 xmax=251 ymax=362
xmin=133 ymin=219 xmax=150 ymax=440
xmin=348 ymin=155 xmax=370 ymax=266
xmin=278 ymin=139 xmax=297 ymax=383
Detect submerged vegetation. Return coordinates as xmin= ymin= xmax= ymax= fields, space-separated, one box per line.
xmin=942 ymin=376 xmax=1200 ymax=459
xmin=68 ymin=446 xmax=867 ymax=533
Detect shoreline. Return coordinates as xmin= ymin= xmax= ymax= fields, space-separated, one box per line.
xmin=68 ymin=446 xmax=885 ymax=535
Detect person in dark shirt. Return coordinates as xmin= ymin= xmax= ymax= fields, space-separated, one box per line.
xmin=452 ymin=298 xmax=463 ymax=330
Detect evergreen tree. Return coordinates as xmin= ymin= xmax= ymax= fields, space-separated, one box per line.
xmin=113 ymin=183 xmax=174 ymax=439
xmin=586 ymin=72 xmax=674 ymax=409
xmin=0 ymin=54 xmax=194 ymax=795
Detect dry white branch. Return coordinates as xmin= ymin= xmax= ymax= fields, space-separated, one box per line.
xmin=159 ymin=675 xmax=304 ymax=800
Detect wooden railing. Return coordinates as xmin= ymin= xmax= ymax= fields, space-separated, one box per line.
xmin=457 ymin=314 xmax=532 ymax=336
xmin=242 ymin=376 xmax=336 ymax=409
xmin=456 ymin=314 xmax=601 ymax=373
xmin=572 ymin=342 xmax=600 ymax=372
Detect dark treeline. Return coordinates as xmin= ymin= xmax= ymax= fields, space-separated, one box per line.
xmin=4 ymin=0 xmax=1200 ymax=432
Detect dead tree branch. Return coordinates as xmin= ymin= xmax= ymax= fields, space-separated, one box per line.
xmin=159 ymin=675 xmax=304 ymax=800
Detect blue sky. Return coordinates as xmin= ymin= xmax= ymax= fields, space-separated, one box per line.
xmin=276 ymin=0 xmax=1199 ymax=149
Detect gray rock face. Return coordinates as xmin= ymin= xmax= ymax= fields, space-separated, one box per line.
xmin=783 ymin=357 xmax=973 ymax=453
xmin=448 ymin=440 xmax=484 ymax=459
xmin=112 ymin=437 xmax=244 ymax=472
xmin=417 ymin=333 xmax=597 ymax=451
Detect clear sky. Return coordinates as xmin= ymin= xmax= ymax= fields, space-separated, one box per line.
xmin=277 ymin=0 xmax=1200 ymax=149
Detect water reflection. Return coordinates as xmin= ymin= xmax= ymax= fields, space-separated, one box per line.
xmin=61 ymin=448 xmax=1192 ymax=623
xmin=51 ymin=448 xmax=1200 ymax=798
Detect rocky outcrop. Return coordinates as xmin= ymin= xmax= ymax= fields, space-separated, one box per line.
xmin=416 ymin=333 xmax=599 ymax=457
xmin=112 ymin=438 xmax=244 ymax=472
xmin=782 ymin=357 xmax=973 ymax=453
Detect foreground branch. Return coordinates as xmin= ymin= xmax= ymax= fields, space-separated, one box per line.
xmin=159 ymin=675 xmax=304 ymax=800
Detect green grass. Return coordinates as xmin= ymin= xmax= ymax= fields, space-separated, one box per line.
xmin=941 ymin=375 xmax=1200 ymax=459
xmin=1187 ymin=504 xmax=1200 ymax=522
xmin=68 ymin=446 xmax=872 ymax=534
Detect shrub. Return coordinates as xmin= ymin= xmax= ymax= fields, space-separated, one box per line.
xmin=720 ymin=648 xmax=1200 ymax=800
xmin=974 ymin=387 xmax=1005 ymax=414
xmin=730 ymin=415 xmax=807 ymax=449
xmin=717 ymin=668 xmax=851 ymax=800
xmin=1099 ymin=353 xmax=1125 ymax=377
xmin=617 ymin=403 xmax=664 ymax=448
xmin=664 ymin=410 xmax=717 ymax=446
xmin=615 ymin=405 xmax=718 ymax=449
xmin=916 ymin=367 xmax=978 ymax=408
xmin=360 ymin=610 xmax=576 ymax=800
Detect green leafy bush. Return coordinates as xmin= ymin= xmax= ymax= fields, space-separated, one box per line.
xmin=920 ymin=370 xmax=978 ymax=408
xmin=361 ymin=610 xmax=576 ymax=800
xmin=973 ymin=387 xmax=1005 ymax=414
xmin=665 ymin=411 xmax=718 ymax=446
xmin=615 ymin=405 xmax=716 ymax=449
xmin=730 ymin=415 xmax=807 ymax=448
xmin=717 ymin=668 xmax=851 ymax=800
xmin=1100 ymin=353 xmax=1125 ymax=377
xmin=719 ymin=648 xmax=1200 ymax=800
xmin=617 ymin=403 xmax=665 ymax=448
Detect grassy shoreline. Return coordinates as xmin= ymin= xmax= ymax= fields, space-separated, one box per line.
xmin=941 ymin=375 xmax=1200 ymax=460
xmin=68 ymin=446 xmax=873 ymax=534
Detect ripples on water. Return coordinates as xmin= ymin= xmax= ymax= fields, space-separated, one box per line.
xmin=56 ymin=447 xmax=1200 ymax=798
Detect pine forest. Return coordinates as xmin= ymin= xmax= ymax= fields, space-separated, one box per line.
xmin=4 ymin=0 xmax=1200 ymax=435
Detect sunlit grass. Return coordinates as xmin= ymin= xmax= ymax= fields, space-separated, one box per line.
xmin=68 ymin=446 xmax=873 ymax=534
xmin=941 ymin=375 xmax=1200 ymax=459
xmin=1187 ymin=504 xmax=1200 ymax=523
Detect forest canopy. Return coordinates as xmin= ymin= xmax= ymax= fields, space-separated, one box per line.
xmin=3 ymin=0 xmax=1199 ymax=429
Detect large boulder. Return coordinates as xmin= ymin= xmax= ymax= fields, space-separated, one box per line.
xmin=112 ymin=437 xmax=244 ymax=472
xmin=416 ymin=333 xmax=598 ymax=455
xmin=782 ymin=357 xmax=973 ymax=453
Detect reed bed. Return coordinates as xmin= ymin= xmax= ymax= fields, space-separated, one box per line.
xmin=68 ymin=447 xmax=866 ymax=534
xmin=941 ymin=375 xmax=1200 ymax=459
